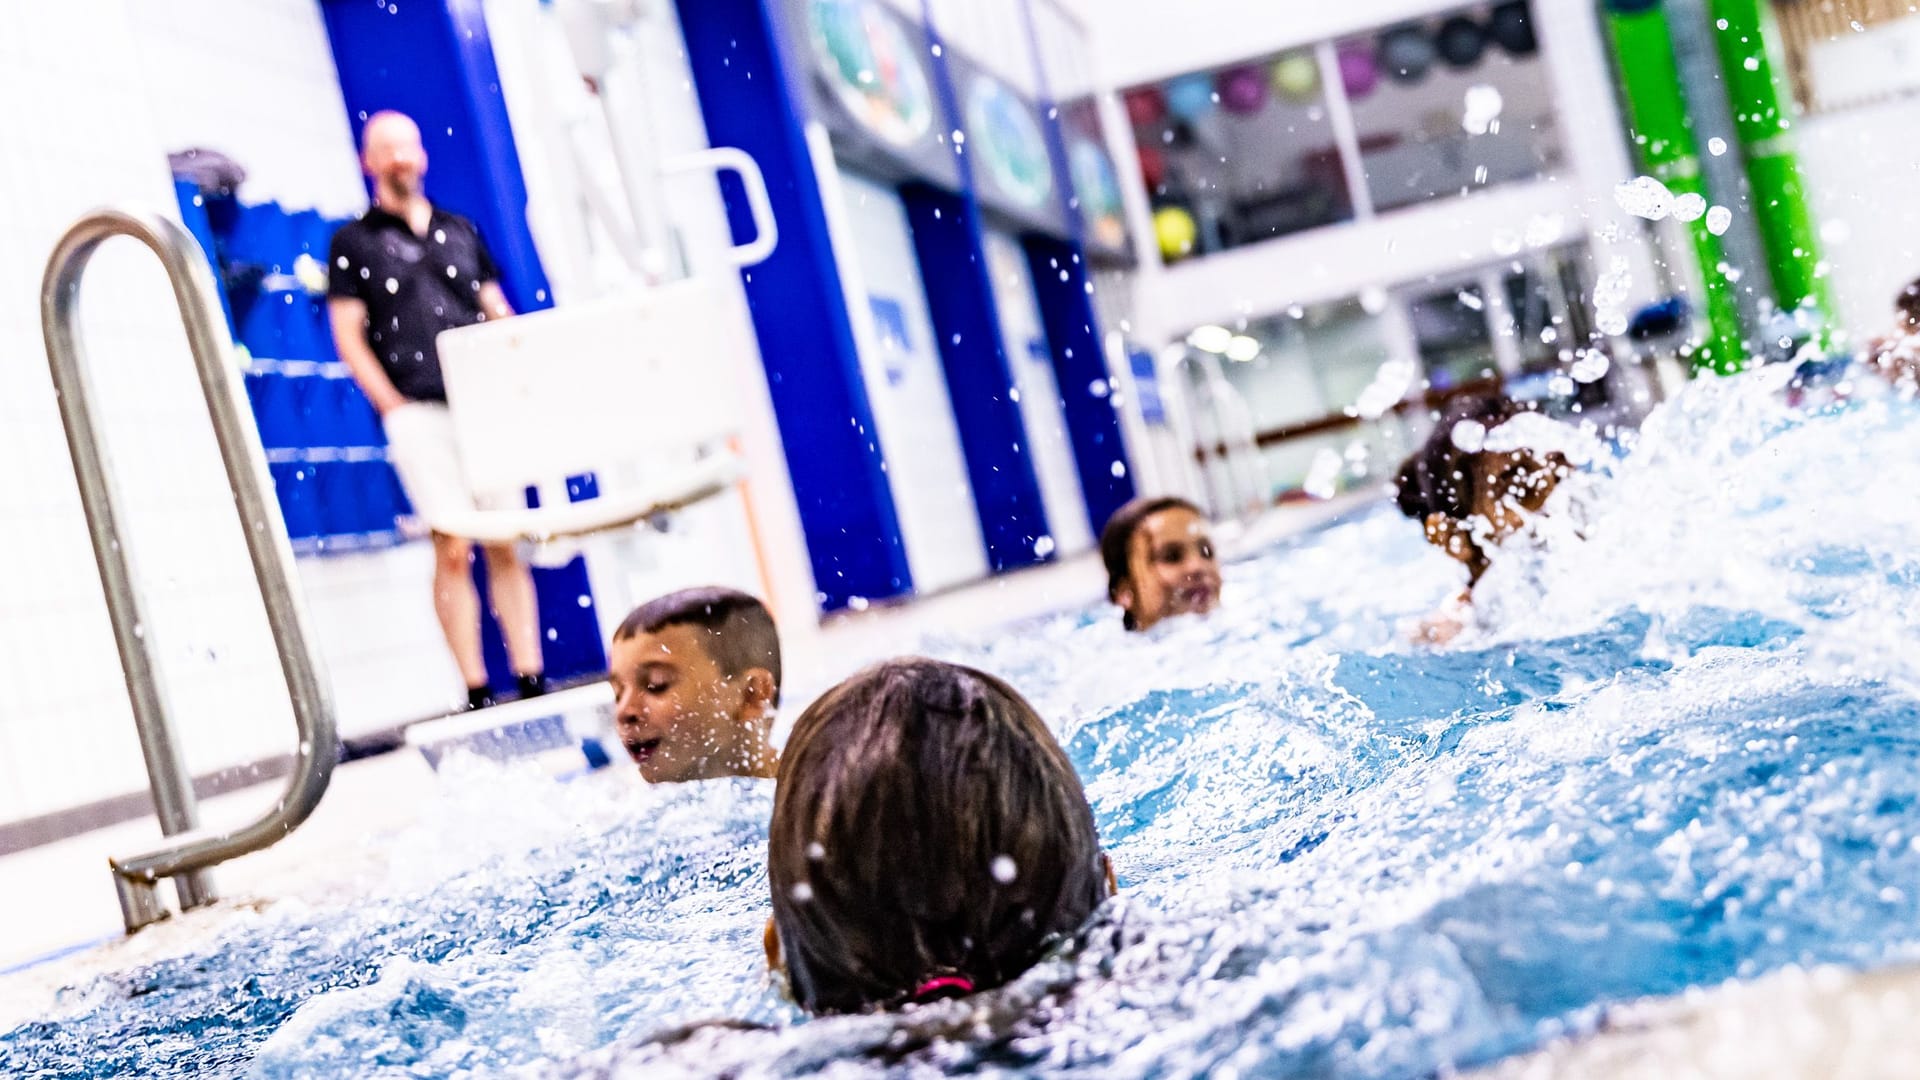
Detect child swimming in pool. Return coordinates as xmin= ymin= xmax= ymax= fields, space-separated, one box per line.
xmin=1394 ymin=395 xmax=1582 ymax=644
xmin=1864 ymin=277 xmax=1920 ymax=389
xmin=764 ymin=657 xmax=1114 ymax=1014
xmin=1100 ymin=496 xmax=1223 ymax=631
xmin=606 ymin=587 xmax=781 ymax=784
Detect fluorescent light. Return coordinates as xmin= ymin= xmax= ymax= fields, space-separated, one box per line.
xmin=1186 ymin=325 xmax=1233 ymax=353
xmin=1226 ymin=335 xmax=1261 ymax=362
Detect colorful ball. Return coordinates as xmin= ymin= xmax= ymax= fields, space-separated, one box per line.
xmin=1436 ymin=15 xmax=1487 ymax=68
xmin=1122 ymin=86 xmax=1166 ymax=127
xmin=1490 ymin=1 xmax=1538 ymax=55
xmin=1379 ymin=26 xmax=1436 ymax=84
xmin=1154 ymin=205 xmax=1198 ymax=262
xmin=1166 ymin=74 xmax=1216 ymax=121
xmin=1337 ymin=42 xmax=1381 ymax=100
xmin=1217 ymin=65 xmax=1268 ymax=115
xmin=1136 ymin=144 xmax=1168 ymax=190
xmin=1271 ymin=52 xmax=1321 ymax=104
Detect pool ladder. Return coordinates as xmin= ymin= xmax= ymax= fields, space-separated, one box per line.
xmin=40 ymin=209 xmax=338 ymax=933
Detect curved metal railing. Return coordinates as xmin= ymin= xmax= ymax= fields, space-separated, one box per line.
xmin=40 ymin=208 xmax=338 ymax=932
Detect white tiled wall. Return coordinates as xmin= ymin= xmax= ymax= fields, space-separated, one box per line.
xmin=128 ymin=0 xmax=368 ymax=217
xmin=0 ymin=0 xmax=460 ymax=829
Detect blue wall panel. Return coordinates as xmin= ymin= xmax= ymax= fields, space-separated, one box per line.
xmin=899 ymin=183 xmax=1053 ymax=570
xmin=674 ymin=0 xmax=914 ymax=609
xmin=1023 ymin=235 xmax=1136 ymax=532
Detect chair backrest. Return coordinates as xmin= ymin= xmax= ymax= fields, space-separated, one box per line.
xmin=436 ymin=277 xmax=747 ymax=495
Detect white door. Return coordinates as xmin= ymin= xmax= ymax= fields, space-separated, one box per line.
xmin=835 ymin=173 xmax=991 ymax=593
xmin=982 ymin=230 xmax=1093 ymax=556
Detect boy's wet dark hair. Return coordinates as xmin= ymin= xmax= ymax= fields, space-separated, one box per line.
xmin=768 ymin=658 xmax=1107 ymax=1015
xmin=614 ymin=587 xmax=782 ymax=706
xmin=1393 ymin=395 xmax=1522 ymax=525
xmin=1100 ymin=496 xmax=1203 ymax=627
xmin=1394 ymin=395 xmax=1565 ymax=582
xmin=1896 ymin=277 xmax=1920 ymax=330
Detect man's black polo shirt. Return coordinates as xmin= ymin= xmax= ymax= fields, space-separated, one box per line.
xmin=327 ymin=204 xmax=501 ymax=404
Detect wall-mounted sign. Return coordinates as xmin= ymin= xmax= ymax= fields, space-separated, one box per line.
xmin=965 ymin=74 xmax=1053 ymax=212
xmin=1068 ymin=137 xmax=1127 ymax=252
xmin=806 ymin=0 xmax=935 ymax=150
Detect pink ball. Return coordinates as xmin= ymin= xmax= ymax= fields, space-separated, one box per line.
xmin=1216 ymin=65 xmax=1268 ymax=116
xmin=1123 ymin=86 xmax=1167 ymax=127
xmin=1338 ymin=42 xmax=1380 ymax=100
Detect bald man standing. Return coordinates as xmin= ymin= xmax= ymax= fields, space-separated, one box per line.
xmin=327 ymin=111 xmax=547 ymax=711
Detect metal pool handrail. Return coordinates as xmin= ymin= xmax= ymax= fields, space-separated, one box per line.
xmin=40 ymin=208 xmax=338 ymax=933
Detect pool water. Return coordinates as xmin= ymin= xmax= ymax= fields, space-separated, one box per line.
xmin=13 ymin=367 xmax=1920 ymax=1077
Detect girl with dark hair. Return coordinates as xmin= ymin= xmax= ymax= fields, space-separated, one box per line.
xmin=1098 ymin=496 xmax=1222 ymax=631
xmin=1864 ymin=276 xmax=1920 ymax=388
xmin=1394 ymin=395 xmax=1576 ymax=643
xmin=765 ymin=658 xmax=1114 ymax=1015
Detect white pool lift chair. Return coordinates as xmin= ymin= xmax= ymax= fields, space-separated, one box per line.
xmin=433 ymin=274 xmax=755 ymax=545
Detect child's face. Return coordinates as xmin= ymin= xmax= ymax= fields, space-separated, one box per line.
xmin=608 ymin=625 xmax=773 ymax=784
xmin=1119 ymin=507 xmax=1221 ymax=631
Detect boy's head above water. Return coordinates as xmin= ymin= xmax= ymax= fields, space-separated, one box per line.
xmin=1100 ymin=496 xmax=1222 ymax=631
xmin=1394 ymin=395 xmax=1569 ymax=584
xmin=609 ymin=587 xmax=781 ymax=784
xmin=767 ymin=658 xmax=1111 ymax=1015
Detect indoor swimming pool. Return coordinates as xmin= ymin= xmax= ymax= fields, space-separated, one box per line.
xmin=10 ymin=368 xmax=1920 ymax=1078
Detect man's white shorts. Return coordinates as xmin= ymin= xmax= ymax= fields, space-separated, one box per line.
xmin=382 ymin=402 xmax=522 ymax=531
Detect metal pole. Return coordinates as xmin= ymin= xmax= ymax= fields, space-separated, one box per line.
xmin=1666 ymin=0 xmax=1777 ymax=349
xmin=41 ymin=208 xmax=339 ymax=931
xmin=1706 ymin=0 xmax=1833 ymax=342
xmin=1603 ymin=2 xmax=1748 ymax=374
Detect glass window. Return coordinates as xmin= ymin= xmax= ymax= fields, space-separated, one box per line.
xmin=1123 ymin=50 xmax=1354 ymax=264
xmin=1337 ymin=1 xmax=1561 ymax=213
xmin=1197 ymin=299 xmax=1411 ymax=499
xmin=1402 ymin=284 xmax=1498 ymax=392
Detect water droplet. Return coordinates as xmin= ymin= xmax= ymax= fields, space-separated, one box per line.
xmin=1708 ymin=137 xmax=1728 ymax=157
xmin=385 ymin=278 xmax=399 ymax=294
xmin=1706 ymin=205 xmax=1734 ymax=236
xmin=790 ymin=882 xmax=814 ymax=902
xmin=1614 ymin=176 xmax=1675 ymax=221
xmin=991 ymin=856 xmax=1018 ymax=883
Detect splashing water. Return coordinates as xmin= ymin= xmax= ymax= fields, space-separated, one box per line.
xmin=11 ymin=370 xmax=1920 ymax=1077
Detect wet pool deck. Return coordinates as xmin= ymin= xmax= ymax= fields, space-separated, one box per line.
xmin=1472 ymin=962 xmax=1920 ymax=1079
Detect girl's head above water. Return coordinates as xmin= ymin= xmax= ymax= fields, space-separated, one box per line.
xmin=1100 ymin=496 xmax=1222 ymax=631
xmin=766 ymin=658 xmax=1111 ymax=1015
xmin=1395 ymin=395 xmax=1570 ymax=584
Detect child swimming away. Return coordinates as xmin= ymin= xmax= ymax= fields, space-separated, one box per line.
xmin=1394 ymin=396 xmax=1576 ymax=644
xmin=765 ymin=657 xmax=1114 ymax=1014
xmin=607 ymin=587 xmax=781 ymax=784
xmin=1100 ymin=496 xmax=1223 ymax=631
xmin=1864 ymin=276 xmax=1920 ymax=389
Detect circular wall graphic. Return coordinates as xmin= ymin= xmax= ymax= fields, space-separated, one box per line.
xmin=807 ymin=0 xmax=936 ymax=149
xmin=1068 ymin=137 xmax=1127 ymax=249
xmin=966 ymin=75 xmax=1054 ymax=211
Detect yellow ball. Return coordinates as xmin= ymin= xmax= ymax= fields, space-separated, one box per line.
xmin=1272 ymin=52 xmax=1321 ymax=104
xmin=1154 ymin=206 xmax=1197 ymax=262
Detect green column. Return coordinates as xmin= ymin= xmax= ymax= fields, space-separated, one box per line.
xmin=1604 ymin=5 xmax=1747 ymax=374
xmin=1707 ymin=0 xmax=1833 ymax=339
